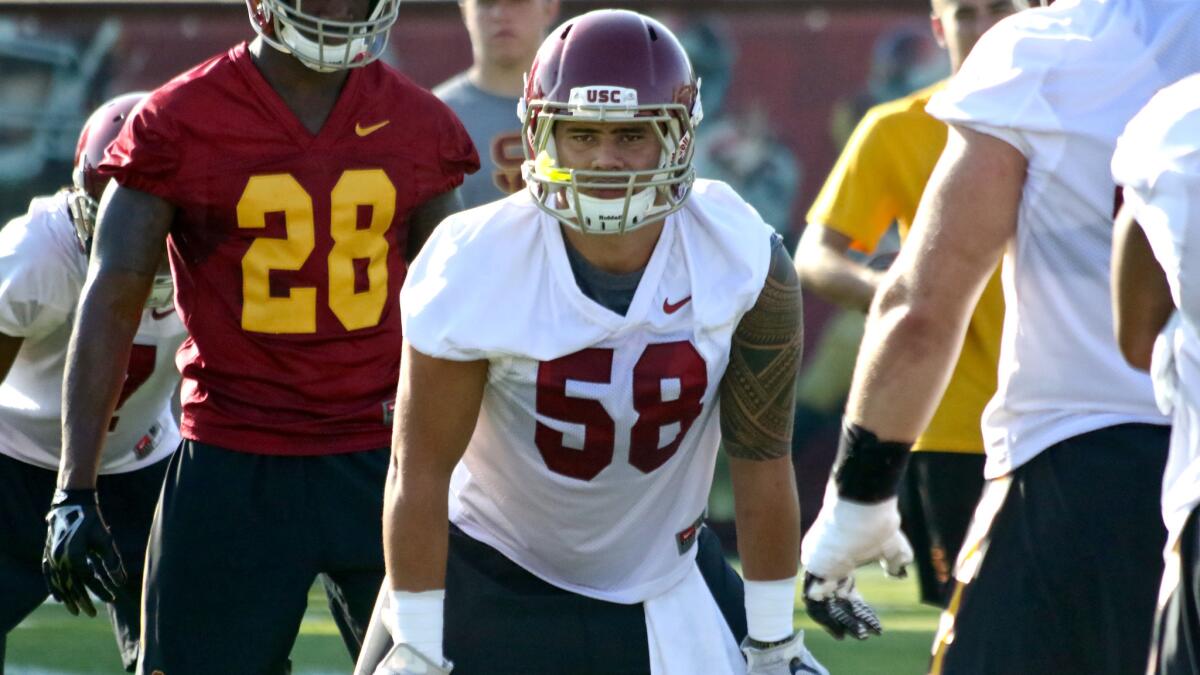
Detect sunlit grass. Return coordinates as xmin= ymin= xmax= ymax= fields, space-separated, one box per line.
xmin=10 ymin=566 xmax=937 ymax=674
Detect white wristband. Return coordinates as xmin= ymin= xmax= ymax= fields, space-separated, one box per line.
xmin=744 ymin=576 xmax=797 ymax=643
xmin=388 ymin=589 xmax=446 ymax=665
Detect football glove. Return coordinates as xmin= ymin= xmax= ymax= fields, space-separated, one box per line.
xmin=742 ymin=631 xmax=829 ymax=675
xmin=372 ymin=643 xmax=453 ymax=675
xmin=800 ymin=493 xmax=912 ymax=639
xmin=42 ymin=488 xmax=127 ymax=617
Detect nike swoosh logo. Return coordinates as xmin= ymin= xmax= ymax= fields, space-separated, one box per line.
xmin=151 ymin=308 xmax=175 ymax=320
xmin=663 ymin=296 xmax=692 ymax=314
xmin=355 ymin=120 xmax=390 ymax=137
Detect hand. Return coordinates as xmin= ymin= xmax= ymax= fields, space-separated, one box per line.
xmin=742 ymin=631 xmax=829 ymax=675
xmin=372 ymin=643 xmax=452 ymax=675
xmin=42 ymin=489 xmax=127 ymax=617
xmin=800 ymin=493 xmax=912 ymax=639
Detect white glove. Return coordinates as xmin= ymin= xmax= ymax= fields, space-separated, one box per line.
xmin=373 ymin=643 xmax=453 ymax=675
xmin=800 ymin=489 xmax=913 ymax=639
xmin=742 ymin=631 xmax=829 ymax=675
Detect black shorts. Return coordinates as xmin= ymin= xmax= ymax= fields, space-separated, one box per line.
xmin=931 ymin=423 xmax=1169 ymax=675
xmin=357 ymin=523 xmax=746 ymax=675
xmin=138 ymin=440 xmax=388 ymax=675
xmin=896 ymin=451 xmax=985 ymax=607
xmin=0 ymin=451 xmax=170 ymax=672
xmin=1150 ymin=505 xmax=1200 ymax=675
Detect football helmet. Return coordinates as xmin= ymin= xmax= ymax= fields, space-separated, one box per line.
xmin=69 ymin=92 xmax=174 ymax=311
xmin=520 ymin=9 xmax=703 ymax=235
xmin=246 ymin=0 xmax=401 ymax=73
xmin=69 ymin=91 xmax=147 ymax=253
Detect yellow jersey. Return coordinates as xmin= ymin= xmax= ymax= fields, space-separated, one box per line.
xmin=806 ymin=80 xmax=1003 ymax=453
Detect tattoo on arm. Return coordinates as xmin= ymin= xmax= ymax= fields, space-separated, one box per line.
xmin=721 ymin=241 xmax=804 ymax=460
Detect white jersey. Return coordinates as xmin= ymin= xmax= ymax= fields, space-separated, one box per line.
xmin=0 ymin=192 xmax=184 ymax=474
xmin=402 ymin=180 xmax=774 ymax=603
xmin=925 ymin=0 xmax=1198 ymax=477
xmin=1113 ymin=74 xmax=1200 ymax=552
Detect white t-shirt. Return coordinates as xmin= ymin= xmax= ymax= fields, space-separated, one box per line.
xmin=1113 ymin=74 xmax=1200 ymax=552
xmin=402 ymin=180 xmax=774 ymax=603
xmin=925 ymin=0 xmax=1199 ymax=477
xmin=0 ymin=191 xmax=184 ymax=473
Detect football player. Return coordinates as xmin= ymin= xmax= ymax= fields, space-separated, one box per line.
xmin=41 ymin=0 xmax=479 ymax=672
xmin=1112 ymin=74 xmax=1200 ymax=675
xmin=356 ymin=10 xmax=826 ymax=675
xmin=434 ymin=0 xmax=560 ymax=207
xmin=0 ymin=92 xmax=183 ymax=673
xmin=795 ymin=0 xmax=1020 ymax=609
xmin=799 ymin=1 xmax=1200 ymax=673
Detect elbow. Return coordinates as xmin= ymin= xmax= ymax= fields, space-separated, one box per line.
xmin=1117 ymin=329 xmax=1155 ymax=372
xmin=870 ymin=278 xmax=955 ymax=358
xmin=792 ymin=239 xmax=822 ymax=291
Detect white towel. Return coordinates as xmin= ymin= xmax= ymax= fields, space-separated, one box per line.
xmin=645 ymin=563 xmax=746 ymax=675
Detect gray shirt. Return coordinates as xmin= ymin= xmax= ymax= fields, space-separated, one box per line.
xmin=433 ymin=73 xmax=525 ymax=209
xmin=563 ymin=235 xmax=643 ymax=316
xmin=563 ymin=231 xmax=783 ymax=317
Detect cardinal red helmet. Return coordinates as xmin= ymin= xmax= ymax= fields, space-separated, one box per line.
xmin=69 ymin=91 xmax=146 ymax=252
xmin=520 ymin=9 xmax=702 ymax=234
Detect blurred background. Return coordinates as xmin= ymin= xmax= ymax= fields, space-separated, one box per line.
xmin=1 ymin=1 xmax=944 ymax=672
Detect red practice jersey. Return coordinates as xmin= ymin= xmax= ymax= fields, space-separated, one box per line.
xmin=101 ymin=43 xmax=479 ymax=455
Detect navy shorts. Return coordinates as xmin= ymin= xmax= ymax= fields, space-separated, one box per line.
xmin=1150 ymin=506 xmax=1200 ymax=675
xmin=897 ymin=451 xmax=986 ymax=607
xmin=931 ymin=423 xmax=1169 ymax=675
xmin=357 ymin=522 xmax=747 ymax=675
xmin=0 ymin=450 xmax=170 ymax=672
xmin=138 ymin=440 xmax=388 ymax=675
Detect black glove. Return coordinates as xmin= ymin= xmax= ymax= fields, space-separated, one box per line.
xmin=42 ymin=488 xmax=127 ymax=617
xmin=802 ymin=572 xmax=883 ymax=641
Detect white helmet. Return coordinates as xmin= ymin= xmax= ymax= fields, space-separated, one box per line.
xmin=246 ymin=0 xmax=401 ymax=73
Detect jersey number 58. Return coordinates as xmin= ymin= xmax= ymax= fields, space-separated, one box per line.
xmin=535 ymin=341 xmax=707 ymax=481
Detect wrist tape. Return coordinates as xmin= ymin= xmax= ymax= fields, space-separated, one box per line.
xmin=833 ymin=422 xmax=911 ymax=503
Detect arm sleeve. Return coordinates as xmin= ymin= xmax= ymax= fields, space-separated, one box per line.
xmin=805 ymin=109 xmax=902 ymax=252
xmin=97 ymin=94 xmax=182 ymax=202
xmin=925 ymin=32 xmax=1048 ymax=158
xmin=412 ymin=100 xmax=481 ymax=206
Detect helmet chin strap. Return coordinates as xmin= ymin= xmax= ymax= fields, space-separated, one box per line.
xmin=566 ymin=186 xmax=658 ymax=235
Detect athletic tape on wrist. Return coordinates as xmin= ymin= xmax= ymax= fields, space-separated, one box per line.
xmin=832 ymin=422 xmax=911 ymax=503
xmin=744 ymin=576 xmax=798 ymax=643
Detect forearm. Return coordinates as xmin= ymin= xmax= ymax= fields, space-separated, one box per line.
xmin=730 ymin=455 xmax=800 ymax=580
xmin=844 ymin=127 xmax=1020 ymax=442
xmin=795 ymin=238 xmax=881 ymax=312
xmin=59 ymin=271 xmax=150 ymax=488
xmin=382 ymin=458 xmax=452 ymax=592
xmin=843 ymin=282 xmax=971 ymax=441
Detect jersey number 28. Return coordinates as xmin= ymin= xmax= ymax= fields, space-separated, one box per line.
xmin=237 ymin=170 xmax=395 ymax=334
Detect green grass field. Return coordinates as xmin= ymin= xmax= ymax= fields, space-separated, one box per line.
xmin=7 ymin=565 xmax=938 ymax=674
